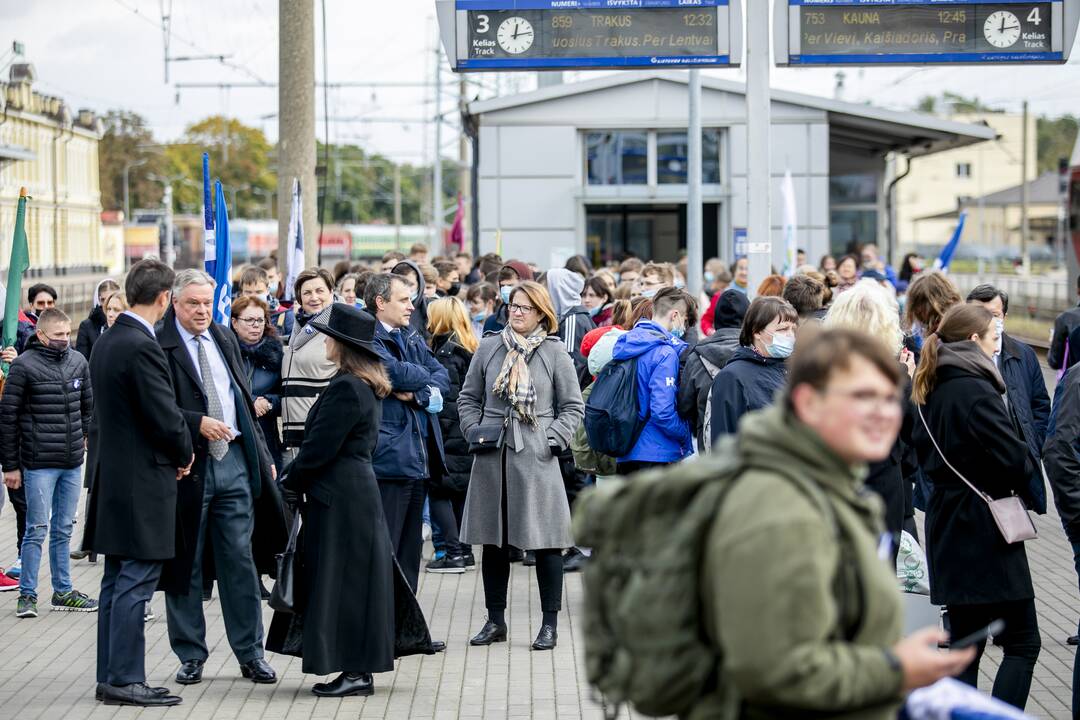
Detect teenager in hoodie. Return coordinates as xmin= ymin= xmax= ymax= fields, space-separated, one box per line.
xmin=611 ymin=288 xmax=695 ymax=475
xmin=392 ymin=260 xmax=433 ymax=341
xmin=75 ymin=278 xmax=120 ymax=360
xmin=547 ymin=268 xmax=595 ymax=392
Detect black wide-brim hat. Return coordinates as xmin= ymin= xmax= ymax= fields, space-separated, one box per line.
xmin=309 ymin=303 xmax=380 ymax=358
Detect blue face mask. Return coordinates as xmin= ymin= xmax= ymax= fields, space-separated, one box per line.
xmin=671 ymin=326 xmax=685 ymax=340
xmin=766 ymin=332 xmax=796 ymax=359
xmin=472 ymin=311 xmax=488 ymax=323
xmin=500 ymin=286 xmax=512 ymax=304
xmin=704 ymin=271 xmax=716 ymax=284
xmin=641 ymin=288 xmax=659 ymax=299
xmin=588 ymin=305 xmax=602 ymax=318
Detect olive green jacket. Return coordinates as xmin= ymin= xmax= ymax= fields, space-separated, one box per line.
xmin=692 ymin=406 xmax=905 ymax=720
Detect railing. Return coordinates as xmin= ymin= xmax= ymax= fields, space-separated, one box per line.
xmin=947 ymin=273 xmax=1069 ymax=322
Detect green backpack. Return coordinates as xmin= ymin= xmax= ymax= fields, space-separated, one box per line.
xmin=572 ymin=439 xmax=841 ymax=719
xmin=571 ymin=383 xmax=618 ymax=476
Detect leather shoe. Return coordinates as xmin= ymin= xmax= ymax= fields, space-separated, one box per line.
xmin=96 ymin=683 xmax=170 ymax=701
xmin=175 ymin=659 xmax=205 ymax=685
xmin=101 ymin=682 xmax=182 ymax=707
xmin=312 ymin=672 xmax=374 ymax=697
xmin=531 ymin=624 xmax=557 ymax=651
xmin=240 ymin=658 xmax=277 ymax=683
xmin=431 ymin=640 xmax=446 ymax=653
xmin=1068 ymin=634 xmax=1080 ymax=646
xmin=469 ymin=620 xmax=508 ymax=646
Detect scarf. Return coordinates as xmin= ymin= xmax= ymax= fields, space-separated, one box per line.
xmin=493 ymin=326 xmax=547 ymax=425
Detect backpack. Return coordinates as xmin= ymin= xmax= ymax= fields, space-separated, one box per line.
xmin=572 ymin=383 xmax=617 ymax=476
xmin=572 ymin=441 xmax=849 ymax=719
xmin=584 ymin=356 xmax=645 ymax=458
xmin=698 ymin=353 xmax=723 ymax=454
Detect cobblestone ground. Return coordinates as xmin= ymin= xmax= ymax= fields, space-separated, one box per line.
xmin=0 ymin=364 xmax=1074 ymax=719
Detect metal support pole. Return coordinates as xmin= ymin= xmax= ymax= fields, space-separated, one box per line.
xmin=433 ymin=42 xmax=444 ymax=252
xmin=163 ymin=184 xmax=175 ymax=267
xmin=278 ymin=0 xmax=318 ymax=270
xmin=459 ymin=76 xmax=471 ymax=252
xmin=746 ymin=0 xmax=772 ymax=298
xmin=687 ymin=69 xmax=703 ymax=300
xmin=394 ymin=163 xmax=403 ymax=248
xmin=1020 ymin=99 xmax=1030 ymax=271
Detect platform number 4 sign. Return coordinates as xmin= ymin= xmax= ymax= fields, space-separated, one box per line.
xmin=1029 ymin=7 xmax=1042 ymax=25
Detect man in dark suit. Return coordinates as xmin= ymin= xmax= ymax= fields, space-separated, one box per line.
xmin=83 ymin=259 xmax=193 ymax=707
xmin=156 ymin=269 xmax=285 ymax=686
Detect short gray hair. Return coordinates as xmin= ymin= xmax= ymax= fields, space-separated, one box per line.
xmin=172 ymin=268 xmax=216 ymax=296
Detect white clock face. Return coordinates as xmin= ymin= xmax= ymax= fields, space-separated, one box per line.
xmin=497 ymin=17 xmax=534 ymax=54
xmin=984 ymin=10 xmax=1022 ymax=48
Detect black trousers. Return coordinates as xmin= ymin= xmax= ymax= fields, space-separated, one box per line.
xmin=378 ymin=477 xmax=425 ymax=592
xmin=7 ymin=485 xmax=26 ymax=555
xmin=97 ymin=556 xmax=163 ymax=685
xmin=616 ymin=461 xmax=670 ymax=476
xmin=481 ymin=544 xmax=563 ymax=614
xmin=948 ymin=598 xmax=1040 ymax=711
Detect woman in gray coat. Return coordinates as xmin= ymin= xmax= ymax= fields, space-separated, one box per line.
xmin=459 ymin=281 xmax=585 ymax=652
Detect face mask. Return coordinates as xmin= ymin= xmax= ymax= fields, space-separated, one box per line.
xmin=268 ymin=281 xmax=279 ymax=295
xmin=641 ymin=288 xmax=658 ymax=299
xmin=500 ymin=286 xmax=512 ymax=304
xmin=766 ymin=332 xmax=795 ymax=359
xmin=704 ymin=271 xmax=716 ymax=284
xmin=671 ymin=326 xmax=685 ymax=340
xmin=472 ymin=311 xmax=488 ymax=323
xmin=447 ymin=282 xmax=461 ymax=297
xmin=588 ymin=305 xmax=602 ymax=318
xmin=47 ymin=338 xmax=69 ymax=352
xmin=995 ymin=317 xmax=1004 ymax=354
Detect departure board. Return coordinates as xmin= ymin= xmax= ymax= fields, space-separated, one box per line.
xmin=451 ymin=0 xmax=738 ymax=70
xmin=782 ymin=1 xmax=1065 ymax=65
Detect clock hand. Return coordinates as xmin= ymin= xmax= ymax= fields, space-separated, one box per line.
xmin=513 ymin=21 xmax=520 ymax=39
xmin=1000 ymin=15 xmax=1006 ymax=33
xmin=1003 ymin=25 xmax=1020 ymax=31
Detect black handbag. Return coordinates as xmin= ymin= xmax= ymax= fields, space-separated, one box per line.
xmin=466 ymin=419 xmax=506 ymax=454
xmin=269 ymin=510 xmax=301 ymax=613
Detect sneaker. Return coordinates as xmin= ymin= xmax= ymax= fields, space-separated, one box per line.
xmin=52 ymin=589 xmax=99 ymax=613
xmin=0 ymin=572 xmax=18 ymax=592
xmin=16 ymin=595 xmax=37 ymax=618
xmin=463 ymin=552 xmax=476 ymax=570
xmin=144 ymin=604 xmax=156 ymax=622
xmin=6 ymin=558 xmax=21 ymax=579
xmin=425 ymin=555 xmax=467 ymax=574
xmin=70 ymin=549 xmax=90 ymax=561
xmin=422 ymin=522 xmax=433 ymax=543
xmin=563 ymin=547 xmax=588 ymax=573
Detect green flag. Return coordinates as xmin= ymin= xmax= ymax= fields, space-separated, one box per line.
xmin=3 ymin=188 xmax=30 ymax=362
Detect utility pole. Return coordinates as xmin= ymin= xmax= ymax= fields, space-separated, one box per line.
xmin=686 ymin=69 xmax=703 ymax=300
xmin=278 ymin=0 xmax=318 ymax=269
xmin=459 ymin=76 xmax=470 ymax=252
xmin=433 ymin=41 xmax=444 ymax=253
xmin=746 ymin=0 xmax=772 ymax=297
xmin=393 ymin=163 xmax=403 ymax=249
xmin=122 ymin=157 xmax=147 ymax=222
xmin=1020 ymin=99 xmax=1030 ymax=271
xmin=163 ymin=184 xmax=175 ymax=267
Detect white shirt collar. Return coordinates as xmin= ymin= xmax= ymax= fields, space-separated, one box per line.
xmin=380 ymin=320 xmax=400 ymax=334
xmin=175 ymin=316 xmax=207 ymax=345
xmin=121 ymin=310 xmax=155 ymax=337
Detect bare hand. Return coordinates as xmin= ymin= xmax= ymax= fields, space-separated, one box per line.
xmin=176 ymin=454 xmax=194 ymax=481
xmin=894 ymin=627 xmax=976 ymax=692
xmin=1 ymin=347 xmax=16 ymax=363
xmin=271 ymin=464 xmax=277 ymax=481
xmin=900 ymin=348 xmax=916 ymax=379
xmin=3 ymin=470 xmax=21 ymax=490
xmin=254 ymin=397 xmax=272 ymax=418
xmin=394 ymin=391 xmax=415 ymax=403
xmin=199 ymin=417 xmax=234 ymax=442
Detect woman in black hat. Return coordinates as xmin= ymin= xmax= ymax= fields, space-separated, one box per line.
xmin=266 ymin=303 xmax=434 ymax=697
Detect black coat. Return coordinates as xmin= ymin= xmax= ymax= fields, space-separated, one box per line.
xmin=1042 ymin=367 xmax=1080 ymax=543
xmin=266 ymin=373 xmax=433 ymax=673
xmin=75 ymin=306 xmax=108 ymax=360
xmin=1049 ymin=302 xmax=1080 ymax=370
xmin=912 ymin=351 xmax=1035 ymax=607
xmin=998 ymin=334 xmax=1051 ymax=514
xmin=709 ymin=346 xmax=787 ymax=443
xmin=155 ymin=308 xmax=286 ymax=595
xmin=863 ymin=373 xmax=915 ymax=536
xmin=678 ymin=327 xmax=740 ymax=448
xmin=431 ymin=333 xmax=472 ymax=494
xmin=0 ymin=338 xmax=93 ymax=471
xmin=82 ymin=314 xmax=193 ymax=560
xmin=236 ymin=335 xmax=285 ymax=471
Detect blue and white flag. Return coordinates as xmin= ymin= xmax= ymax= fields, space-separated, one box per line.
xmin=284 ymin=178 xmax=304 ymax=303
xmin=209 ymin=180 xmax=232 ymax=323
xmin=933 ymin=211 xmax=967 ymax=274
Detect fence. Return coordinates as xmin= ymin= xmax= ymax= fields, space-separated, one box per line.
xmin=947 ymin=273 xmax=1070 ymax=322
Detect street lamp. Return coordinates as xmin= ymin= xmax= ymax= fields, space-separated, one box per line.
xmin=122 ymin=158 xmax=148 ymax=222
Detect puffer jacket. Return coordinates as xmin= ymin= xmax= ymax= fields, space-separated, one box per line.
xmin=678 ymin=327 xmax=741 ymax=448
xmin=431 ymin=333 xmax=473 ymax=494
xmin=0 ymin=336 xmax=93 ymax=470
xmin=709 ymin=346 xmax=787 ymax=444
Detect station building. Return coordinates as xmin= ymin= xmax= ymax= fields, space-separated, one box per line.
xmin=467 ymin=71 xmax=996 ymax=270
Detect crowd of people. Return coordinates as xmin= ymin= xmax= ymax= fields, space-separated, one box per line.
xmin=0 ymin=237 xmax=1076 ymax=716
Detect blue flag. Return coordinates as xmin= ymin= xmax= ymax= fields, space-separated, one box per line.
xmin=933 ymin=211 xmax=967 ymax=273
xmin=209 ymin=180 xmax=232 ymax=323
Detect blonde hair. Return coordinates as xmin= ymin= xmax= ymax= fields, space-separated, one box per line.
xmin=509 ymin=281 xmax=559 ymax=335
xmin=427 ymin=297 xmax=479 ymax=354
xmin=823 ymin=280 xmax=904 ymax=357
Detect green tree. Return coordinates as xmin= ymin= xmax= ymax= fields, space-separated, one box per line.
xmin=913 ymin=92 xmax=998 ymax=116
xmin=1037 ymin=114 xmax=1079 ymax=174
xmin=97 ymin=110 xmax=167 ymax=215
xmin=164 ymin=116 xmax=276 ymax=218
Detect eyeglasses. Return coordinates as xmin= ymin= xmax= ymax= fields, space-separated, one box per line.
xmin=236 ymin=317 xmax=266 ymax=327
xmin=508 ymin=303 xmax=536 ymax=315
xmin=825 ymin=388 xmax=903 ymax=413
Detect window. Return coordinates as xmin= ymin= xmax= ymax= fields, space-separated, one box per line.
xmin=830 ymin=173 xmax=880 ymax=256
xmin=829 ymin=174 xmax=878 ymax=203
xmin=586 ymin=131 xmax=648 ymax=185
xmin=656 ymin=129 xmax=721 ymax=184
xmin=956 ymin=162 xmax=973 ymax=178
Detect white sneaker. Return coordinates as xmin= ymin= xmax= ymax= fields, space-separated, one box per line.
xmin=422 ymin=523 xmax=432 ymax=543
xmin=5 ymin=557 xmax=21 ymax=579
xmin=144 ymin=604 xmax=155 ymax=622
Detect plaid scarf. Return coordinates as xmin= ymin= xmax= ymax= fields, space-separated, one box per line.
xmin=493 ymin=326 xmax=547 ymax=426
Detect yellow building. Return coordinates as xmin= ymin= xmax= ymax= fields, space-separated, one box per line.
xmin=0 ymin=63 xmax=104 ymax=273
xmin=896 ymin=111 xmax=1037 ymax=253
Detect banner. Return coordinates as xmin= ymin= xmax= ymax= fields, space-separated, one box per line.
xmin=284 ymin=178 xmax=304 ymax=303
xmin=210 ymin=181 xmax=232 ymax=323
xmin=933 ymin=211 xmax=967 ymax=273
xmin=2 ymin=187 xmax=29 ymax=371
xmin=781 ymin=169 xmax=798 ymax=276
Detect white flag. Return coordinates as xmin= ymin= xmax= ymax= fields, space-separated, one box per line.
xmin=781 ymin=169 xmax=798 ymax=276
xmin=284 ymin=178 xmax=304 ymax=303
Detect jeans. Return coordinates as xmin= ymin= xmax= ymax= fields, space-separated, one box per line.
xmin=948 ymin=598 xmax=1040 ymax=711
xmin=19 ymin=466 xmax=83 ymax=599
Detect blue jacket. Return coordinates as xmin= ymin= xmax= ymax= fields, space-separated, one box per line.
xmin=372 ymin=322 xmax=451 ymax=481
xmin=709 ymin=346 xmax=787 ymax=444
xmin=611 ymin=320 xmax=692 ymax=464
xmin=999 ymin=333 xmax=1051 ymax=513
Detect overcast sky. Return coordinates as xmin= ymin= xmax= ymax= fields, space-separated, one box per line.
xmin=4 ymin=0 xmax=1080 ymax=165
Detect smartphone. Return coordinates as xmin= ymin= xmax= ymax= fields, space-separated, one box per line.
xmin=950 ymin=619 xmax=1006 ymax=650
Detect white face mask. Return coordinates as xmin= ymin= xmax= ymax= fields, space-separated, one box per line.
xmin=994 ymin=317 xmax=1004 ymax=354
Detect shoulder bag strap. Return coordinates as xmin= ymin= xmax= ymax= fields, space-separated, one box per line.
xmin=916 ymin=403 xmax=994 ymax=504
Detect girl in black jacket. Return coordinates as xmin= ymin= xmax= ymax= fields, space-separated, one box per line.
xmin=912 ymin=303 xmax=1039 ymax=711
xmin=424 ymin=298 xmax=478 ymax=573
xmin=75 ymin=278 xmax=119 ymax=360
